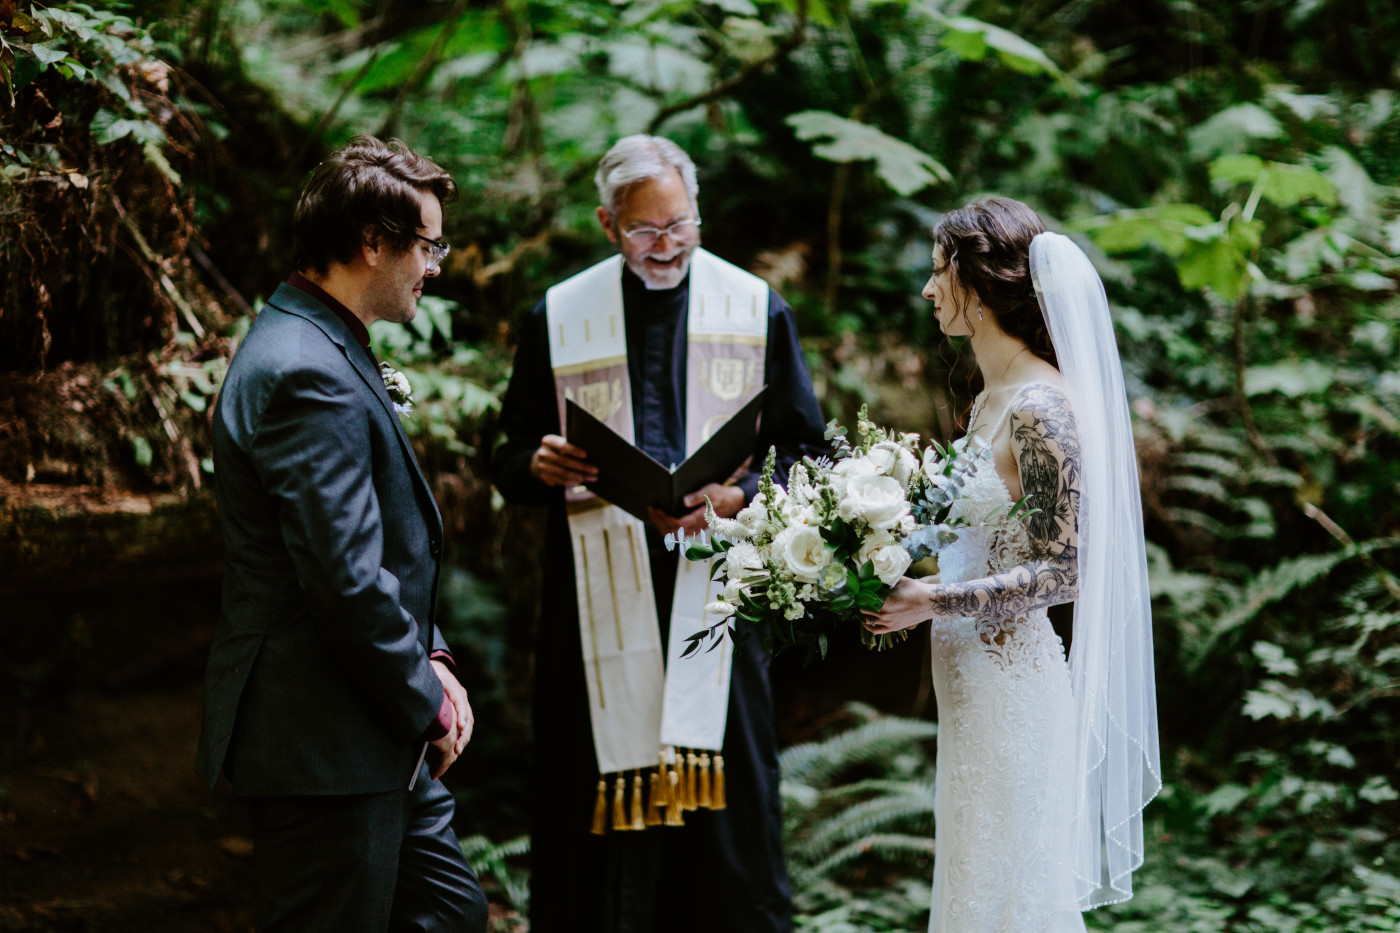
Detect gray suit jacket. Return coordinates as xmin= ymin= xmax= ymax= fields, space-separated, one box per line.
xmin=196 ymin=282 xmax=449 ymax=796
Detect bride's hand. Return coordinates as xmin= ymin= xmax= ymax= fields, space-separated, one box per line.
xmin=862 ymin=577 xmax=935 ymax=635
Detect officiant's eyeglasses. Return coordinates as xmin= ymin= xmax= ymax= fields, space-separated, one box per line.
xmin=620 ymin=218 xmax=701 ymax=249
xmin=413 ymin=233 xmax=451 ymax=271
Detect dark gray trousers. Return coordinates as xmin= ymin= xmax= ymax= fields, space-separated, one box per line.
xmin=248 ymin=765 xmax=488 ymax=933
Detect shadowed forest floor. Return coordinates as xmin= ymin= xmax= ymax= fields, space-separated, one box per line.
xmin=0 ymin=682 xmax=255 ymax=932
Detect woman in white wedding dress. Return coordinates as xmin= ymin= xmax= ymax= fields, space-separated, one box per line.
xmin=864 ymin=198 xmax=1161 ymax=932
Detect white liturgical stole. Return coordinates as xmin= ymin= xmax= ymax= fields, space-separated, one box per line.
xmin=546 ymin=249 xmax=767 ymax=785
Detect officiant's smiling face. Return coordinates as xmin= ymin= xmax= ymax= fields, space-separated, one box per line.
xmin=924 ymin=245 xmax=977 ymax=338
xmin=598 ymin=167 xmax=701 ymax=290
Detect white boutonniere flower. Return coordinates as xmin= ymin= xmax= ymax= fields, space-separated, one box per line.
xmin=379 ymin=361 xmax=414 ymax=415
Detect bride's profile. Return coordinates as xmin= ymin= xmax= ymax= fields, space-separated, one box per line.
xmin=863 ymin=197 xmax=1161 ymax=931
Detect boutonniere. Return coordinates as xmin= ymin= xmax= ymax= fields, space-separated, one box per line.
xmin=379 ymin=361 xmax=414 ymax=415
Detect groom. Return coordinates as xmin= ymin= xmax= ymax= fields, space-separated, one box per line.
xmin=196 ymin=135 xmax=487 ymax=933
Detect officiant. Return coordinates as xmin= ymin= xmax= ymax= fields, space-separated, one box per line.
xmin=491 ymin=135 xmax=825 ymax=933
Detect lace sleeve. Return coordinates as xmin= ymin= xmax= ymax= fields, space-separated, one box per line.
xmin=928 ymin=383 xmax=1081 ymax=620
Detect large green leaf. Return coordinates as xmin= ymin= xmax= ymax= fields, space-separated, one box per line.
xmin=1243 ymin=360 xmax=1337 ymax=397
xmin=1188 ymin=103 xmax=1284 ymax=160
xmin=1175 ymin=219 xmax=1262 ymax=301
xmin=787 ymin=110 xmax=950 ymax=196
xmin=938 ymin=16 xmax=1061 ymax=76
xmin=1209 ymin=154 xmax=1338 ymax=208
xmin=1074 ymin=204 xmax=1215 ymax=257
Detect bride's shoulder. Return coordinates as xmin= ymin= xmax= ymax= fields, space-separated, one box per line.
xmin=1009 ymin=366 xmax=1070 ymax=409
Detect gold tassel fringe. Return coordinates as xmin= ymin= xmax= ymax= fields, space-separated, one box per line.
xmin=630 ymin=771 xmax=646 ymax=830
xmin=645 ymin=771 xmax=664 ymax=826
xmin=591 ymin=779 xmax=608 ymax=835
xmin=684 ymin=750 xmax=699 ymax=811
xmin=697 ymin=752 xmax=713 ymax=808
xmin=611 ymin=774 xmax=628 ymax=831
xmin=711 ymin=754 xmax=727 ymax=810
xmin=664 ymin=765 xmax=685 ymax=826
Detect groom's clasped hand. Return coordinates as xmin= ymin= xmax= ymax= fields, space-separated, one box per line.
xmin=428 ymin=658 xmax=473 ymax=779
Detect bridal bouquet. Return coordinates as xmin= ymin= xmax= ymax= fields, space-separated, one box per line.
xmin=670 ymin=408 xmax=1008 ymax=662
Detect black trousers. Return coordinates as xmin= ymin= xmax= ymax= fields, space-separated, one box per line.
xmin=247 ymin=764 xmax=488 ymax=933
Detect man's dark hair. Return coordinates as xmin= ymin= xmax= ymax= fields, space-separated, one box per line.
xmin=293 ymin=134 xmax=458 ymax=273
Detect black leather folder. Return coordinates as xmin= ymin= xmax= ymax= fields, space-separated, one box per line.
xmin=565 ymin=388 xmax=766 ymax=523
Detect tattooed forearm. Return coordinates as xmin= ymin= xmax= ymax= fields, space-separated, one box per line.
xmin=928 ymin=549 xmax=1079 ymax=618
xmin=929 ymin=383 xmax=1082 ymax=622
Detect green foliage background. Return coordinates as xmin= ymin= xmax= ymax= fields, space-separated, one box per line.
xmin=4 ymin=0 xmax=1399 ymax=929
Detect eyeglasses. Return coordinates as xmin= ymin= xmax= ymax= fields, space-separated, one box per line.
xmin=413 ymin=233 xmax=451 ymax=271
xmin=619 ymin=218 xmax=701 ymax=250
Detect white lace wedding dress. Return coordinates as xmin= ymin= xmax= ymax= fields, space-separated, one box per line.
xmin=927 ymin=393 xmax=1086 ymax=933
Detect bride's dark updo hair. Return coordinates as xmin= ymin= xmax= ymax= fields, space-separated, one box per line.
xmin=931 ymin=196 xmax=1055 ymax=367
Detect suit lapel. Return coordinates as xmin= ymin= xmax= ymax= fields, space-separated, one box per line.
xmin=265 ymin=284 xmax=444 ymax=536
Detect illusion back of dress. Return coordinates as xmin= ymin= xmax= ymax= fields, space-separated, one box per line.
xmin=926 ymin=403 xmax=1086 ymax=933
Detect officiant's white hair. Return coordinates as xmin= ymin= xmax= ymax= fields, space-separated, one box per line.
xmin=595 ymin=135 xmax=699 ymax=215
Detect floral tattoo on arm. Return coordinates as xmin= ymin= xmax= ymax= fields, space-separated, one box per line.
xmin=928 ymin=384 xmax=1081 ymax=620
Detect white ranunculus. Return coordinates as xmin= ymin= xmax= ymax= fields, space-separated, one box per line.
xmin=899 ymin=513 xmax=918 ymax=535
xmin=864 ymin=445 xmax=897 ymax=476
xmin=775 ymin=524 xmax=832 ymax=583
xmin=858 ymin=533 xmax=914 ymax=586
xmin=840 ymin=473 xmax=910 ymax=530
xmin=865 ymin=442 xmax=918 ymax=489
xmin=833 ymin=457 xmax=877 ymax=479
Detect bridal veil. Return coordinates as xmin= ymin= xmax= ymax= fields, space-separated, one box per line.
xmin=1030 ymin=232 xmax=1162 ymax=908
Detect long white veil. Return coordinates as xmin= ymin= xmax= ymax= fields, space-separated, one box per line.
xmin=1030 ymin=232 xmax=1161 ymax=908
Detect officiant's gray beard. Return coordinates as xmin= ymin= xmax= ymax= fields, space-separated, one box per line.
xmin=626 ymin=243 xmax=697 ymax=290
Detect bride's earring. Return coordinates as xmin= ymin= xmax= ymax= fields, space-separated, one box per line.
xmin=977 ymin=303 xmax=984 ymax=321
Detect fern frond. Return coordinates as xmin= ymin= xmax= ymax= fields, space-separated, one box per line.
xmin=458 ymin=833 xmax=531 ymax=913
xmin=780 ymin=717 xmax=938 ymax=786
xmin=1173 ymin=451 xmax=1245 ymax=480
xmin=794 ymin=832 xmax=937 ymax=887
xmin=1190 ymin=537 xmax=1400 ymax=668
xmin=796 ymin=788 xmax=938 ymax=861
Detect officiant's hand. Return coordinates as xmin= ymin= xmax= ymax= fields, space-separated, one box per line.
xmin=862 ymin=577 xmax=935 ymax=635
xmin=648 ymin=483 xmax=744 ymax=537
xmin=531 ymin=434 xmax=597 ymax=487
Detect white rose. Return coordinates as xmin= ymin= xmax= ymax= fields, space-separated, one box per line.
xmin=840 ymin=473 xmax=910 ymax=530
xmin=776 ymin=524 xmax=832 ymax=583
xmin=899 ymin=513 xmax=918 ymax=535
xmin=858 ymin=533 xmax=914 ymax=586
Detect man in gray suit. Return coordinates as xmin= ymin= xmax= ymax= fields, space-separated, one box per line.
xmin=197 ymin=135 xmax=487 ymax=932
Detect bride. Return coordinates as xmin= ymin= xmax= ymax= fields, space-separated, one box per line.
xmin=863 ymin=197 xmax=1161 ymax=931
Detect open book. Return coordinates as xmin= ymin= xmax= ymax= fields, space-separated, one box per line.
xmin=564 ymin=388 xmax=766 ymax=524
